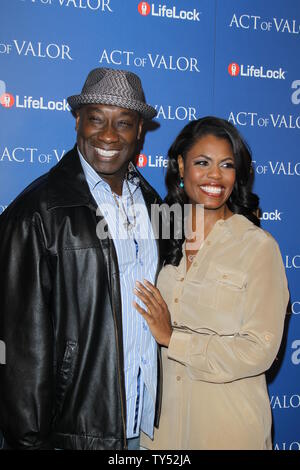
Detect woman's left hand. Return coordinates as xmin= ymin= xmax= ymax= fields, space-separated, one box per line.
xmin=133 ymin=280 xmax=173 ymax=347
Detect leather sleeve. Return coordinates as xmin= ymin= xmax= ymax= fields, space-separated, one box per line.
xmin=0 ymin=210 xmax=54 ymax=449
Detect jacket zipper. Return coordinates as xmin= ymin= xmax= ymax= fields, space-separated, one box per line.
xmin=94 ymin=207 xmax=127 ymax=449
xmin=111 ymin=285 xmax=127 ymax=449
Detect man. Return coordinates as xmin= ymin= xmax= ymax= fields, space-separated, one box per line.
xmin=0 ymin=68 xmax=163 ymax=450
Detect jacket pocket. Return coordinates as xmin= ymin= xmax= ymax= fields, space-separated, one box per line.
xmin=196 ymin=262 xmax=247 ymax=333
xmin=208 ymin=263 xmax=247 ymax=316
xmin=54 ymin=340 xmax=78 ymax=421
xmin=206 ymin=262 xmax=247 ymax=289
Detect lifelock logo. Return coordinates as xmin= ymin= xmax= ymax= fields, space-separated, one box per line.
xmin=0 ymin=91 xmax=70 ymax=112
xmin=0 ymin=80 xmax=15 ymax=108
xmin=138 ymin=2 xmax=201 ymax=22
xmin=136 ymin=154 xmax=167 ymax=168
xmin=228 ymin=62 xmax=286 ymax=80
xmin=0 ymin=80 xmax=70 ymax=111
xmin=260 ymin=210 xmax=282 ymax=221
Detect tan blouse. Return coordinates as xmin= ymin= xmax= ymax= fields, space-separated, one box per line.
xmin=142 ymin=214 xmax=289 ymax=450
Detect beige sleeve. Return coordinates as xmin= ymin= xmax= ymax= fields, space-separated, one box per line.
xmin=167 ymin=236 xmax=289 ymax=383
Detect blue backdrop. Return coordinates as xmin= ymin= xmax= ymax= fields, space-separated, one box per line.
xmin=0 ymin=0 xmax=299 ymax=450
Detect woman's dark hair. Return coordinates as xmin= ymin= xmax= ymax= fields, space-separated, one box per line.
xmin=164 ymin=116 xmax=260 ymax=266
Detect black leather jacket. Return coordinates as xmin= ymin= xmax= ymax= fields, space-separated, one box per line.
xmin=0 ymin=147 xmax=164 ymax=450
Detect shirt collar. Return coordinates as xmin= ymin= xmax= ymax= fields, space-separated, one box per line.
xmin=127 ymin=161 xmax=140 ymax=188
xmin=181 ymin=214 xmax=254 ymax=256
xmin=222 ymin=214 xmax=254 ymax=240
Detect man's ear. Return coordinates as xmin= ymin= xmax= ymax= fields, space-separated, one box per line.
xmin=75 ymin=110 xmax=80 ymax=131
xmin=177 ymin=155 xmax=184 ymax=178
xmin=137 ymin=119 xmax=144 ymax=140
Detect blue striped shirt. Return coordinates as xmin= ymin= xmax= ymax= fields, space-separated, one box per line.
xmin=78 ymin=149 xmax=158 ymax=439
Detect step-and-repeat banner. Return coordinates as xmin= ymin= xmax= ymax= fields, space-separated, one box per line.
xmin=0 ymin=0 xmax=299 ymax=450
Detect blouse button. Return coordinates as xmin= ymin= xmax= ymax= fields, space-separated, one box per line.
xmin=174 ymin=298 xmax=179 ymax=303
xmin=179 ymin=277 xmax=184 ymax=282
xmin=222 ymin=274 xmax=228 ymax=279
xmin=176 ymin=376 xmax=181 ymax=382
xmin=173 ymin=321 xmax=178 ymax=326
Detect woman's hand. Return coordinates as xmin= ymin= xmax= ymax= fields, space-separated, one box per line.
xmin=133 ymin=280 xmax=173 ymax=347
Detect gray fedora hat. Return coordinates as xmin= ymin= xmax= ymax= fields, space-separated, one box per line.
xmin=67 ymin=67 xmax=157 ymax=120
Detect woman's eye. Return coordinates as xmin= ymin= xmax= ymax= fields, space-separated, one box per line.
xmin=222 ymin=162 xmax=235 ymax=169
xmin=194 ymin=160 xmax=208 ymax=166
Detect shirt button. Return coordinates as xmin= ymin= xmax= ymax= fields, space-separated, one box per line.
xmin=174 ymin=298 xmax=179 ymax=303
xmin=222 ymin=274 xmax=228 ymax=279
xmin=176 ymin=376 xmax=181 ymax=381
xmin=143 ymin=323 xmax=148 ymax=331
xmin=142 ymin=358 xmax=147 ymax=365
xmin=193 ymin=262 xmax=198 ymax=267
xmin=179 ymin=277 xmax=184 ymax=282
xmin=265 ymin=334 xmax=271 ymax=342
xmin=173 ymin=321 xmax=178 ymax=326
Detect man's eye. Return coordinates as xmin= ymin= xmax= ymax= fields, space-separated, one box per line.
xmin=118 ymin=121 xmax=132 ymax=127
xmin=89 ymin=116 xmax=103 ymax=123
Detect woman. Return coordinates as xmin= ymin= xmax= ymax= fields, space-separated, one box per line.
xmin=133 ymin=117 xmax=289 ymax=450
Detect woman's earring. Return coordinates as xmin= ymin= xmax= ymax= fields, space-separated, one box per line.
xmin=179 ymin=178 xmax=184 ymax=189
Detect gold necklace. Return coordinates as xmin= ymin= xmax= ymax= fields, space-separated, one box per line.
xmin=186 ymin=240 xmax=205 ymax=264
